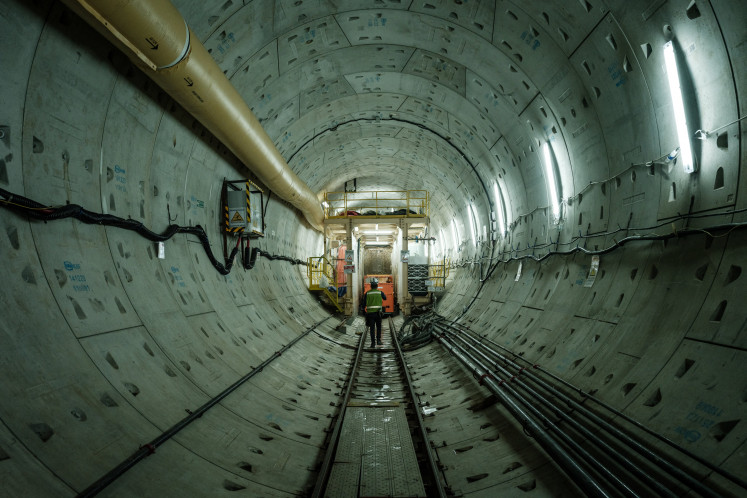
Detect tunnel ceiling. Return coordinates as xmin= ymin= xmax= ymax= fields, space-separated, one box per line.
xmin=2 ymin=0 xmax=746 ymax=495
xmin=183 ymin=0 xmax=589 ymax=233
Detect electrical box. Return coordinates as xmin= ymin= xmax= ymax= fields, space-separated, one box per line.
xmin=227 ymin=190 xmax=247 ymax=230
xmin=223 ymin=179 xmax=264 ymax=237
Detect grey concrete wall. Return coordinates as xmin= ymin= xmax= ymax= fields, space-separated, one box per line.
xmin=1 ymin=0 xmax=744 ymax=496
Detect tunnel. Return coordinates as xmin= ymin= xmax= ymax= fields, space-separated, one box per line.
xmin=1 ymin=0 xmax=745 ymax=496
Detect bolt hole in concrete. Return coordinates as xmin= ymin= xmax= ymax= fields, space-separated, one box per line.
xmin=716 ymin=132 xmax=728 ymax=149
xmin=643 ymin=388 xmax=662 ymax=407
xmin=710 ymin=419 xmax=739 ymax=442
xmin=518 ymin=479 xmax=537 ymax=491
xmin=100 ymin=393 xmax=118 ymax=407
xmin=466 ymin=473 xmax=489 ymax=483
xmin=32 ymin=136 xmax=44 ymax=153
xmin=714 ymin=167 xmax=724 ymax=189
xmin=726 ymin=265 xmax=741 ymax=284
xmin=29 ymin=423 xmax=54 ymax=442
xmin=0 ymin=446 xmax=8 ymax=461
xmin=70 ymin=408 xmax=87 ymax=421
xmin=124 ymin=382 xmax=140 ymax=396
xmin=6 ymin=225 xmax=19 ymax=249
xmin=105 ymin=352 xmax=119 ymax=369
xmin=695 ymin=263 xmax=708 ymax=281
xmin=709 ymin=300 xmax=727 ymax=322
xmin=21 ymin=265 xmax=36 ymax=284
xmin=649 ymin=265 xmax=659 ymax=280
xmin=223 ymin=480 xmax=246 ymax=491
xmin=621 ymin=382 xmax=637 ymax=396
xmin=686 ymin=0 xmax=701 ymax=19
xmin=675 ymin=359 xmax=695 ymax=378
xmin=238 ymin=462 xmax=252 ymax=473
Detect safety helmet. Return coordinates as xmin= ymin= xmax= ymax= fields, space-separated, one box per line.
xmin=370 ymin=277 xmax=378 ymax=284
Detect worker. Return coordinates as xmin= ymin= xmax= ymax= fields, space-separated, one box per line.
xmin=364 ymin=278 xmax=387 ymax=347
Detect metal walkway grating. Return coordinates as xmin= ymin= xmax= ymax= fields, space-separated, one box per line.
xmin=325 ymin=405 xmax=426 ymax=498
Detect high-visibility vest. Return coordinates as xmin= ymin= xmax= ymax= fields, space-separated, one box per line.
xmin=365 ymin=289 xmax=384 ymax=312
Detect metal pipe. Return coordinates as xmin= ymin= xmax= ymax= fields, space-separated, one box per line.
xmin=450 ymin=322 xmax=745 ymax=492
xmin=76 ymin=317 xmax=333 ymax=497
xmin=443 ymin=327 xmax=675 ymax=498
xmin=434 ymin=333 xmax=611 ymax=498
xmin=61 ymin=0 xmax=324 ymax=231
xmin=440 ymin=331 xmax=633 ymax=497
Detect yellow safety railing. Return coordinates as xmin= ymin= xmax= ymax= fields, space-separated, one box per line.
xmin=428 ymin=259 xmax=450 ymax=290
xmin=325 ymin=190 xmax=428 ymax=218
xmin=307 ymin=256 xmax=343 ymax=312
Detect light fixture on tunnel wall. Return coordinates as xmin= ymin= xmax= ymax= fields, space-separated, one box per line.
xmin=468 ymin=203 xmax=478 ymax=245
xmin=493 ymin=182 xmax=506 ymax=236
xmin=451 ymin=219 xmax=460 ymax=249
xmin=663 ymin=40 xmax=696 ymax=173
xmin=542 ymin=142 xmax=562 ymax=223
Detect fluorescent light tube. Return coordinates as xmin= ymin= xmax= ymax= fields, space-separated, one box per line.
xmin=663 ymin=41 xmax=695 ymax=173
xmin=468 ymin=203 xmax=478 ymax=244
xmin=542 ymin=142 xmax=561 ymax=222
xmin=493 ymin=183 xmax=506 ymax=235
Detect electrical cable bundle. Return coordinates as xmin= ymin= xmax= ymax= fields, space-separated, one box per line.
xmin=398 ymin=310 xmax=442 ymax=349
xmin=0 ymin=187 xmax=305 ymax=275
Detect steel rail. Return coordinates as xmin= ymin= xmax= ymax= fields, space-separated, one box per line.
xmin=390 ymin=317 xmax=448 ymax=498
xmin=77 ymin=317 xmax=334 ymax=498
xmin=310 ymin=322 xmax=367 ymax=498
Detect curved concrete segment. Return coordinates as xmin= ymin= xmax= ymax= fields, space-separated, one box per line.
xmin=1 ymin=0 xmax=745 ymax=496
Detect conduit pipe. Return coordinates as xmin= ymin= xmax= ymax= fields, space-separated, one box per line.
xmin=441 ymin=327 xmax=676 ymax=498
xmin=436 ymin=323 xmax=726 ymax=497
xmin=447 ymin=321 xmax=747 ymax=492
xmin=433 ymin=333 xmax=610 ymax=498
xmin=437 ymin=330 xmax=632 ymax=497
xmin=61 ymin=0 xmax=325 ymax=231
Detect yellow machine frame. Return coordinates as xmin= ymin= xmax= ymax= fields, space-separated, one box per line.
xmin=325 ymin=190 xmax=428 ymax=219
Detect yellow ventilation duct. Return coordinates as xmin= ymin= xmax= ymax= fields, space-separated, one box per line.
xmin=62 ymin=0 xmax=324 ymax=231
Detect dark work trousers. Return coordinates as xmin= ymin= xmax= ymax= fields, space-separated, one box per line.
xmin=367 ymin=311 xmax=382 ymax=344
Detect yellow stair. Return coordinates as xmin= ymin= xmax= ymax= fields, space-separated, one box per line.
xmin=308 ymin=256 xmax=343 ymax=313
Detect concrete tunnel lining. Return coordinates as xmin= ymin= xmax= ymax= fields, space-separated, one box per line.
xmin=1 ymin=0 xmax=746 ymax=496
